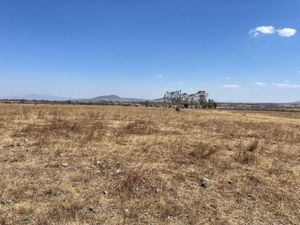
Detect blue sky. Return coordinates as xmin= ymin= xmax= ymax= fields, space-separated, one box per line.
xmin=0 ymin=0 xmax=300 ymax=102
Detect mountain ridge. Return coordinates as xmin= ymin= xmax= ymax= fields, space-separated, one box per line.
xmin=78 ymin=95 xmax=146 ymax=102
xmin=1 ymin=94 xmax=147 ymax=102
xmin=1 ymin=94 xmax=69 ymax=101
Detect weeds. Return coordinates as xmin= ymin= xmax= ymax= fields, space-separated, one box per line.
xmin=188 ymin=142 xmax=219 ymax=161
xmin=122 ymin=120 xmax=157 ymax=135
xmin=235 ymin=140 xmax=259 ymax=164
xmin=117 ymin=166 xmax=146 ymax=196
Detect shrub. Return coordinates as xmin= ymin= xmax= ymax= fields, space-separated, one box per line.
xmin=235 ymin=140 xmax=259 ymax=164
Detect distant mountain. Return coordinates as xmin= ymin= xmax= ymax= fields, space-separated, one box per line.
xmin=1 ymin=94 xmax=68 ymax=101
xmin=1 ymin=94 xmax=147 ymax=102
xmin=77 ymin=95 xmax=147 ymax=103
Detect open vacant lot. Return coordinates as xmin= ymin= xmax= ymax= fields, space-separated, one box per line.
xmin=0 ymin=104 xmax=299 ymax=225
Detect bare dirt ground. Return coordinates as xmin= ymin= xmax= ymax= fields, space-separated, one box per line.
xmin=0 ymin=104 xmax=299 ymax=225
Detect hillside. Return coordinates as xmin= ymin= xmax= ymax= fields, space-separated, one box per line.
xmin=78 ymin=95 xmax=146 ymax=103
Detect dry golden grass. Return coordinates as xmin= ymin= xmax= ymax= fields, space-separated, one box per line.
xmin=0 ymin=104 xmax=299 ymax=225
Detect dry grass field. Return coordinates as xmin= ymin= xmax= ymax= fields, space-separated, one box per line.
xmin=0 ymin=104 xmax=299 ymax=225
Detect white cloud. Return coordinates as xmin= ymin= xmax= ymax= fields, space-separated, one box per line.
xmin=249 ymin=26 xmax=297 ymax=38
xmin=223 ymin=84 xmax=240 ymax=88
xmin=249 ymin=26 xmax=276 ymax=37
xmin=273 ymin=82 xmax=300 ymax=88
xmin=277 ymin=28 xmax=297 ymax=37
xmin=253 ymin=82 xmax=267 ymax=86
